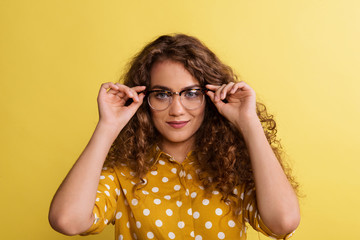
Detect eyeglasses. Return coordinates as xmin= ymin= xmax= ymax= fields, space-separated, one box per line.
xmin=146 ymin=88 xmax=208 ymax=111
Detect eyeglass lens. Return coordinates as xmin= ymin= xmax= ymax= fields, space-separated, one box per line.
xmin=148 ymin=89 xmax=204 ymax=111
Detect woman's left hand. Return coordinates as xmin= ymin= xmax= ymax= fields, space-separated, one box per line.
xmin=206 ymin=82 xmax=258 ymax=127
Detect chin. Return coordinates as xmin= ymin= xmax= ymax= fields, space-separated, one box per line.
xmin=161 ymin=133 xmax=196 ymax=145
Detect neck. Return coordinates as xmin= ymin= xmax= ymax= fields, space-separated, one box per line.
xmin=159 ymin=139 xmax=194 ymax=163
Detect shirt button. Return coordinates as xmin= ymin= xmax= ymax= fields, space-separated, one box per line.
xmin=179 ymin=170 xmax=186 ymax=177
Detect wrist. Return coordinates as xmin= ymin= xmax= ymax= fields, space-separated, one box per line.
xmin=235 ymin=114 xmax=263 ymax=137
xmin=95 ymin=121 xmax=122 ymax=143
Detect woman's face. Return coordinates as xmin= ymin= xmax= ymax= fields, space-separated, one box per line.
xmin=149 ymin=60 xmax=206 ymax=149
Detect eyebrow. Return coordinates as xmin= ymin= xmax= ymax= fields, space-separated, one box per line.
xmin=151 ymin=84 xmax=202 ymax=91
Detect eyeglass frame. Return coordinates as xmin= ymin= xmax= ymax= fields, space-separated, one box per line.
xmin=142 ymin=88 xmax=211 ymax=111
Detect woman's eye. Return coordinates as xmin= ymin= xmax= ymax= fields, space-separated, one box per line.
xmin=184 ymin=89 xmax=201 ymax=98
xmin=155 ymin=92 xmax=170 ymax=99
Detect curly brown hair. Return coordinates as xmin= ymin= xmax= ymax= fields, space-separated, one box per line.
xmin=105 ymin=33 xmax=299 ymax=213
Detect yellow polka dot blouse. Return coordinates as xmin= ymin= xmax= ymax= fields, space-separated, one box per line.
xmin=82 ymin=147 xmax=294 ymax=239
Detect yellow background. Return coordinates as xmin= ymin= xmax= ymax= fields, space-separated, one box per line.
xmin=1 ymin=0 xmax=359 ymax=239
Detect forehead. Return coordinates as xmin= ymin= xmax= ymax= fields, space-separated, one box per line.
xmin=150 ymin=60 xmax=199 ymax=90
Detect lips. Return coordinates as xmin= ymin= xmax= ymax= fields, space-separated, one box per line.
xmin=166 ymin=121 xmax=189 ymax=129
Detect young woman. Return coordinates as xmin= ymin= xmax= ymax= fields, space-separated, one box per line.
xmin=49 ymin=34 xmax=300 ymax=240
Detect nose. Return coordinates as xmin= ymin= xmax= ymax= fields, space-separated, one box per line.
xmin=168 ymin=94 xmax=186 ymax=116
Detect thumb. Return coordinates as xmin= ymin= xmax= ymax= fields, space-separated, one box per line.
xmin=206 ymin=90 xmax=225 ymax=110
xmin=127 ymin=92 xmax=146 ymax=112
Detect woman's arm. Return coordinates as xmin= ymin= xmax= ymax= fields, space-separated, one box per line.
xmin=206 ymin=82 xmax=300 ymax=235
xmin=237 ymin=115 xmax=300 ymax=235
xmin=48 ymin=83 xmax=146 ymax=235
xmin=49 ymin=122 xmax=118 ymax=235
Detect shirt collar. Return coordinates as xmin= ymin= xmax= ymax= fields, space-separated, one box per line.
xmin=151 ymin=145 xmax=195 ymax=165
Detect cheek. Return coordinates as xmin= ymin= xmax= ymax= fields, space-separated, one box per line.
xmin=150 ymin=111 xmax=164 ymax=130
xmin=194 ymin=107 xmax=206 ymax=127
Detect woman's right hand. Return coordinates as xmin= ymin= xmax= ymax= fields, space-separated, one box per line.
xmin=97 ymin=82 xmax=146 ymax=131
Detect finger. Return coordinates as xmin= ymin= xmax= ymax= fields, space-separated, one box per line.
xmin=206 ymin=90 xmax=225 ymax=109
xmin=130 ymin=86 xmax=147 ymax=102
xmin=106 ymin=85 xmax=129 ymax=99
xmin=206 ymin=89 xmax=215 ymax=102
xmin=111 ymin=84 xmax=137 ymax=103
xmin=116 ymin=91 xmax=126 ymax=98
xmin=100 ymin=82 xmax=119 ymax=93
xmin=107 ymin=88 xmax=120 ymax=95
xmin=205 ymin=84 xmax=222 ymax=91
xmin=229 ymin=82 xmax=245 ymax=94
xmin=118 ymin=85 xmax=134 ymax=99
xmin=221 ymin=82 xmax=235 ymax=99
xmin=138 ymin=91 xmax=146 ymax=104
xmin=229 ymin=84 xmax=240 ymax=94
xmin=236 ymin=81 xmax=252 ymax=90
xmin=126 ymin=90 xmax=146 ymax=109
xmin=110 ymin=85 xmax=146 ymax=104
xmin=215 ymin=84 xmax=226 ymax=102
xmin=234 ymin=82 xmax=256 ymax=97
xmin=132 ymin=85 xmax=147 ymax=93
xmin=127 ymin=88 xmax=140 ymax=102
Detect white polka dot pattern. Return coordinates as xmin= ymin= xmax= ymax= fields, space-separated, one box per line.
xmin=228 ymin=220 xmax=236 ymax=228
xmin=193 ymin=211 xmax=200 ymax=219
xmin=218 ymin=232 xmax=225 ymax=239
xmin=168 ymin=232 xmax=175 ymax=239
xmin=205 ymin=221 xmax=212 ymax=229
xmin=202 ymin=199 xmax=209 ymax=205
xmin=143 ymin=209 xmax=150 ymax=216
xmin=116 ymin=212 xmax=122 ymax=219
xmin=195 ymin=235 xmax=202 ymax=240
xmin=147 ymin=232 xmax=154 ymax=239
xmin=178 ymin=221 xmax=185 ymax=229
xmin=131 ymin=199 xmax=138 ymax=206
xmin=86 ymin=148 xmax=295 ymax=240
xmin=166 ymin=209 xmax=173 ymax=216
xmin=155 ymin=219 xmax=163 ymax=227
xmin=115 ymin=188 xmax=120 ymax=196
xmin=187 ymin=208 xmax=192 ymax=215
